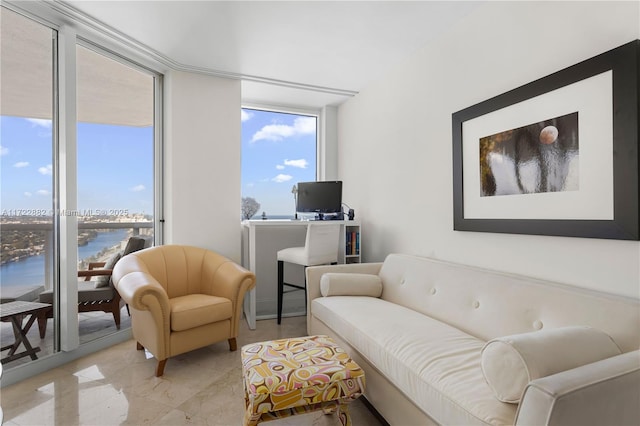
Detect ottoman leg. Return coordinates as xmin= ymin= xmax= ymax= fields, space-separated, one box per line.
xmin=243 ymin=407 xmax=261 ymax=426
xmin=337 ymin=403 xmax=352 ymax=426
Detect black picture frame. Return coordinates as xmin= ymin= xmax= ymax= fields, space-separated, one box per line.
xmin=452 ymin=40 xmax=639 ymax=240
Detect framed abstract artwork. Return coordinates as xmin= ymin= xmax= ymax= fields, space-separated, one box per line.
xmin=452 ymin=40 xmax=639 ymax=240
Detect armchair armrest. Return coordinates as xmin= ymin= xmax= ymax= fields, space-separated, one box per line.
xmin=114 ymin=270 xmax=172 ymax=361
xmin=77 ymin=262 xmax=111 ymax=281
xmin=115 ymin=271 xmax=169 ymax=312
xmin=206 ymin=260 xmax=256 ymax=336
xmin=78 ymin=269 xmax=112 ymax=280
xmin=208 ymin=261 xmax=256 ymax=300
xmin=515 ymin=350 xmax=640 ymax=426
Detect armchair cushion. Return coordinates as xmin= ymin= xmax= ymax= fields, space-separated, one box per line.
xmin=320 ymin=273 xmax=382 ymax=297
xmin=38 ymin=281 xmax=115 ymax=304
xmin=169 ymin=294 xmax=233 ymax=332
xmin=481 ymin=326 xmax=621 ymax=403
xmin=78 ymin=281 xmax=116 ymax=302
xmin=38 ymin=289 xmax=53 ymax=304
xmin=95 ymin=252 xmax=122 ymax=288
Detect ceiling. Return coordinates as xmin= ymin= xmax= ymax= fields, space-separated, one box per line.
xmin=59 ymin=1 xmax=482 ymax=109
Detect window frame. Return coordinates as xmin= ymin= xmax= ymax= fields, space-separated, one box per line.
xmin=240 ymin=103 xmax=323 ymax=219
xmin=242 ymin=102 xmax=321 ymax=178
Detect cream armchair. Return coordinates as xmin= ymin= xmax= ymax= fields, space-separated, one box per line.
xmin=112 ymin=245 xmax=256 ymax=376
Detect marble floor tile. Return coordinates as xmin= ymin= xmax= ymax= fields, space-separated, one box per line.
xmin=1 ymin=316 xmax=385 ymax=426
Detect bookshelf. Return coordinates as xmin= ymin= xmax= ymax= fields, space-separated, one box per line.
xmin=343 ymin=223 xmax=361 ymax=264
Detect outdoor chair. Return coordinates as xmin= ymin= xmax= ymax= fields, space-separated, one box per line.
xmin=37 ymin=236 xmax=148 ymax=337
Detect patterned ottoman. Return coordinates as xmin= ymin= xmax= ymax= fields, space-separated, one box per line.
xmin=241 ymin=335 xmax=366 ymax=426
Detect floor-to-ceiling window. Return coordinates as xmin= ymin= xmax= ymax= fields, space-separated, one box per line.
xmin=0 ymin=5 xmax=161 ymax=369
xmin=75 ymin=44 xmax=156 ymax=342
xmin=241 ymin=108 xmax=317 ymax=220
xmin=0 ymin=6 xmax=58 ymax=367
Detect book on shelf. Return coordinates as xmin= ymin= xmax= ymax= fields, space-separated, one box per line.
xmin=345 ymin=231 xmax=360 ymax=256
xmin=345 ymin=227 xmax=360 ymax=257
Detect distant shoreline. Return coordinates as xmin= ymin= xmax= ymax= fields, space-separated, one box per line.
xmin=0 ymin=229 xmax=100 ymax=266
xmin=0 ymin=228 xmax=130 ymax=288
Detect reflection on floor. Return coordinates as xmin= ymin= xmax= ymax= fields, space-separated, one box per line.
xmin=1 ymin=316 xmax=384 ymax=425
xmin=1 ymin=306 xmax=132 ymax=369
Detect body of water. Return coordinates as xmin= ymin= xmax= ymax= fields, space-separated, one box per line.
xmin=1 ymin=229 xmax=129 ymax=288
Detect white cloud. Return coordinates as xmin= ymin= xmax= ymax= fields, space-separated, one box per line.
xmin=252 ymin=124 xmax=295 ymax=142
xmin=275 ymin=164 xmax=285 ymax=170
xmin=38 ymin=164 xmax=53 ymax=175
xmin=251 ymin=116 xmax=316 ymax=143
xmin=130 ymin=184 xmax=145 ymax=192
xmin=241 ymin=110 xmax=253 ymax=122
xmin=272 ymin=174 xmax=293 ymax=183
xmin=284 ymin=159 xmax=308 ymax=169
xmin=26 ymin=118 xmax=52 ymax=129
xmin=37 ymin=189 xmax=51 ymax=196
xmin=293 ymin=116 xmax=316 ymax=134
xmin=0 ymin=146 xmax=8 ymax=156
xmin=14 ymin=161 xmax=29 ymax=168
xmin=24 ymin=192 xmax=32 ymax=197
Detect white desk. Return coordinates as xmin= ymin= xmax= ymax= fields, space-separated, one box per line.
xmin=241 ymin=219 xmax=360 ymax=329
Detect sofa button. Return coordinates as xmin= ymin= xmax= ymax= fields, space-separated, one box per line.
xmin=533 ymin=320 xmax=543 ymax=330
xmin=430 ymin=288 xmax=436 ymax=295
xmin=473 ymin=300 xmax=480 ymax=309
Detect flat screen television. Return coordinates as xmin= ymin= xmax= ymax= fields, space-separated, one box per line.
xmin=296 ymin=181 xmax=342 ymax=218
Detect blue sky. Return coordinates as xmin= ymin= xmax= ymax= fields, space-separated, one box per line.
xmin=1 ymin=116 xmax=153 ymax=215
xmin=241 ymin=108 xmax=317 ymax=216
xmin=1 ymin=109 xmax=315 ymax=218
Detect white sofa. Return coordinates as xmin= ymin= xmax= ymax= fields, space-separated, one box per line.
xmin=306 ymin=254 xmax=640 ymax=426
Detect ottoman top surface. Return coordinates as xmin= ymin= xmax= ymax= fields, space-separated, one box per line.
xmin=241 ymin=335 xmax=365 ymax=395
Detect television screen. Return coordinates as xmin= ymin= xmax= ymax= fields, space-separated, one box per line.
xmin=296 ymin=181 xmax=343 ymax=215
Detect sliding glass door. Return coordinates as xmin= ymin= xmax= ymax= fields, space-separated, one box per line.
xmin=75 ymin=44 xmax=156 ymax=343
xmin=0 ymin=5 xmax=161 ymax=368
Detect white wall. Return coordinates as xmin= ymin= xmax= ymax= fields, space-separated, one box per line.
xmin=320 ymin=105 xmax=339 ymax=180
xmin=338 ymin=1 xmax=640 ymax=298
xmin=164 ymin=71 xmax=242 ymax=262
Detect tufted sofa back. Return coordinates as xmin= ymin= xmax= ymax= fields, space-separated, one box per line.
xmin=378 ymin=254 xmax=640 ymax=352
xmin=117 ymin=245 xmax=230 ymax=299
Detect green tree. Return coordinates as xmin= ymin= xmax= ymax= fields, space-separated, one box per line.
xmin=241 ymin=197 xmax=261 ymax=220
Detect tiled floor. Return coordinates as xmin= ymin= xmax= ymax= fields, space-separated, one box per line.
xmin=1 ymin=316 xmax=384 ymax=425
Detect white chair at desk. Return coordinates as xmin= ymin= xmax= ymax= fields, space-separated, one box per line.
xmin=276 ymin=223 xmax=341 ymax=324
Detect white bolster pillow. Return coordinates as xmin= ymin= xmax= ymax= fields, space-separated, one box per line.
xmin=320 ymin=273 xmax=383 ymax=297
xmin=481 ymin=326 xmax=622 ymax=403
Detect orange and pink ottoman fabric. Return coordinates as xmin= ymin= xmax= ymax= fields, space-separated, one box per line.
xmin=241 ymin=335 xmax=366 ymax=426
